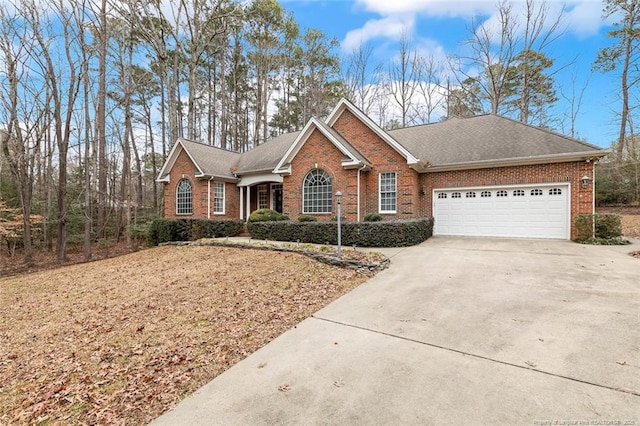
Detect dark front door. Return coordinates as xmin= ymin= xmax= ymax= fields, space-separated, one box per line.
xmin=274 ymin=187 xmax=283 ymax=213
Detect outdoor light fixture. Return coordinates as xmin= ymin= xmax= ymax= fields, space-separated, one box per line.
xmin=581 ymin=175 xmax=591 ymax=188
xmin=335 ymin=191 xmax=342 ymax=259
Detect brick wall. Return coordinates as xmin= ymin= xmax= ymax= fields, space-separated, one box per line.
xmin=421 ymin=161 xmax=595 ymax=238
xmin=283 ymin=111 xmax=423 ymax=221
xmin=163 ymin=112 xmax=595 ymax=239
xmin=284 ymin=129 xmax=348 ymax=220
xmin=163 ymin=148 xmax=240 ymax=220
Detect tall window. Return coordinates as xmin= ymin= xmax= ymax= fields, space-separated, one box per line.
xmin=258 ymin=184 xmax=268 ymax=210
xmin=176 ymin=179 xmax=192 ymax=215
xmin=303 ymin=169 xmax=332 ymax=213
xmin=213 ymin=181 xmax=225 ymax=214
xmin=379 ymin=172 xmax=397 ymax=213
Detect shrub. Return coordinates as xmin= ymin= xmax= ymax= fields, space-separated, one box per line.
xmin=363 ymin=213 xmax=383 ymax=222
xmin=248 ymin=209 xmax=289 ymax=222
xmin=298 ymin=214 xmax=317 ymax=222
xmin=248 ymin=218 xmax=433 ymax=247
xmin=575 ymin=237 xmax=631 ymax=246
xmin=147 ymin=218 xmax=244 ymax=245
xmin=574 ymin=213 xmax=623 ymax=242
xmin=595 ymin=214 xmax=623 ymax=239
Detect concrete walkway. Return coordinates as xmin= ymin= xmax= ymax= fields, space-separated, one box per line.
xmin=152 ymin=237 xmax=640 ymax=425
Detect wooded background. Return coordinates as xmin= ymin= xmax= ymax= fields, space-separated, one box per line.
xmin=0 ymin=0 xmax=638 ymax=264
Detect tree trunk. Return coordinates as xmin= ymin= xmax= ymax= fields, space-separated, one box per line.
xmin=96 ymin=0 xmax=108 ymax=239
xmin=616 ymin=33 xmax=632 ymax=163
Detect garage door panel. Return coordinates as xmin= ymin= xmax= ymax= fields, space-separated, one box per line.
xmin=433 ymin=184 xmax=569 ymax=239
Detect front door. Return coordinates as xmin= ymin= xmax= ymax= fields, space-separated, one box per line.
xmin=272 ymin=184 xmax=283 ymax=213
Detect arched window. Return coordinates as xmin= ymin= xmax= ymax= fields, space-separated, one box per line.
xmin=176 ymin=179 xmax=193 ymax=214
xmin=303 ymin=169 xmax=332 ymax=213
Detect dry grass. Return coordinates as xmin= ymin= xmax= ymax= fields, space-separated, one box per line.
xmin=596 ymin=207 xmax=640 ymax=238
xmin=621 ymin=215 xmax=640 ymax=238
xmin=0 ymin=245 xmax=370 ymax=425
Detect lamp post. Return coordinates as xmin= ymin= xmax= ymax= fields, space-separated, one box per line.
xmin=335 ymin=191 xmax=342 ymax=259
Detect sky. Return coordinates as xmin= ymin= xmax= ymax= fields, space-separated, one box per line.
xmin=280 ymin=0 xmax=625 ymax=148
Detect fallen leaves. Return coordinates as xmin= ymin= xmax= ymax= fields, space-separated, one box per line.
xmin=0 ymin=245 xmax=371 ymax=424
xmin=277 ymin=383 xmax=291 ymax=392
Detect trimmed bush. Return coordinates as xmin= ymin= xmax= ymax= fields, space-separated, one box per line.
xmin=298 ymin=214 xmax=317 ymax=222
xmin=595 ymin=214 xmax=623 ymax=239
xmin=248 ymin=218 xmax=434 ymax=247
xmin=363 ymin=212 xmax=383 ymax=222
xmin=248 ymin=209 xmax=289 ymax=222
xmin=574 ymin=213 xmax=623 ymax=242
xmin=147 ymin=218 xmax=244 ymax=245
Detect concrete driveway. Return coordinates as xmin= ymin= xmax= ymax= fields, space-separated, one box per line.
xmin=152 ymin=237 xmax=640 ymax=425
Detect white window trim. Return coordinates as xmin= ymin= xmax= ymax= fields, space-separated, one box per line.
xmin=302 ymin=169 xmax=333 ymax=214
xmin=176 ymin=178 xmax=193 ymax=215
xmin=258 ymin=184 xmax=269 ymax=210
xmin=213 ymin=181 xmax=225 ymax=215
xmin=378 ymin=172 xmax=397 ymax=214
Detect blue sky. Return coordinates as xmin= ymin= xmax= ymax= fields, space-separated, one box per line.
xmin=281 ymin=0 xmax=623 ymax=148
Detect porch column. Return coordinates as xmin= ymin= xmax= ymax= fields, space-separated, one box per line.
xmin=245 ymin=186 xmax=251 ymax=222
xmin=239 ymin=187 xmax=244 ymax=221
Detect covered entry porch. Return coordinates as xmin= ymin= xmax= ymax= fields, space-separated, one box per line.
xmin=238 ymin=173 xmax=284 ymax=222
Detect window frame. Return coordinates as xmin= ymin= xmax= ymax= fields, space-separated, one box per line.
xmin=176 ymin=178 xmax=193 ymax=215
xmin=379 ymin=172 xmax=397 ymax=214
xmin=213 ymin=181 xmax=225 ymax=215
xmin=302 ymin=169 xmax=333 ymax=214
xmin=258 ymin=184 xmax=269 ymax=210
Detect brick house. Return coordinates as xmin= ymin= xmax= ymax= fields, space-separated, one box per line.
xmin=157 ymin=98 xmax=606 ymax=239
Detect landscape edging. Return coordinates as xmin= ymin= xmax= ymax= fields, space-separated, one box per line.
xmin=160 ymin=240 xmax=390 ymax=274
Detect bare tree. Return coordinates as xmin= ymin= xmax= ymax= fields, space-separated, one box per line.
xmin=414 ymin=53 xmax=446 ymax=124
xmin=560 ymin=66 xmax=590 ymax=138
xmin=451 ymin=1 xmax=519 ymax=115
xmin=29 ymin=0 xmax=84 ymax=262
xmin=0 ymin=4 xmax=48 ymax=264
xmin=96 ymin=0 xmax=109 ymax=240
xmin=594 ymin=0 xmax=640 ymax=163
xmin=386 ymin=33 xmax=420 ymax=127
xmin=509 ymin=0 xmax=565 ymax=124
xmin=343 ymin=41 xmax=384 ymax=115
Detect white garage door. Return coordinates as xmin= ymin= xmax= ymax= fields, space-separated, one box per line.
xmin=433 ymin=184 xmax=570 ymax=239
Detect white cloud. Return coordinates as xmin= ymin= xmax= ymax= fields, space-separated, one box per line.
xmin=355 ymin=0 xmax=494 ymax=18
xmin=342 ymin=14 xmax=415 ymax=51
xmin=564 ymin=2 xmax=608 ymax=37
xmin=346 ymin=1 xmax=609 ymax=50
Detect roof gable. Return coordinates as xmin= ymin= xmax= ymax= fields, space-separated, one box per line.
xmin=157 ymin=138 xmax=240 ymax=182
xmin=273 ymin=117 xmax=372 ymax=174
xmin=326 ymin=98 xmax=424 ymax=170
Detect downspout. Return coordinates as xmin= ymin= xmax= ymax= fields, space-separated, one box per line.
xmin=357 ymin=164 xmax=367 ymax=222
xmin=592 ymin=163 xmax=596 ymax=215
xmin=207 ymin=177 xmax=213 ymax=219
xmin=592 ymin=162 xmax=596 ymax=238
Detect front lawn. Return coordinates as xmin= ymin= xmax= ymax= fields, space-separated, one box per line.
xmin=0 ymin=246 xmax=370 ymax=424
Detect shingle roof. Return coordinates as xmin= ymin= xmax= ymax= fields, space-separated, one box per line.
xmin=162 ymin=111 xmax=606 ymax=182
xmin=389 ymin=114 xmax=603 ymax=167
xmin=178 ymin=138 xmax=241 ymax=179
xmin=236 ymin=131 xmax=300 ymax=174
